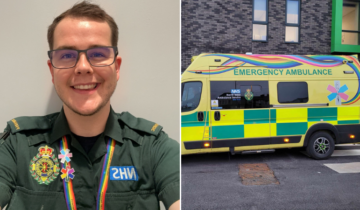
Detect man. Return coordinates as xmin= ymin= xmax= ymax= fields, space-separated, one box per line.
xmin=0 ymin=2 xmax=179 ymax=210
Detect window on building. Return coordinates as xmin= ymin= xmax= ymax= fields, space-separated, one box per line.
xmin=252 ymin=0 xmax=268 ymax=41
xmin=181 ymin=82 xmax=202 ymax=112
xmin=342 ymin=0 xmax=360 ymax=45
xmin=210 ymin=81 xmax=269 ymax=109
xmin=285 ymin=0 xmax=300 ymax=43
xmin=278 ymin=82 xmax=308 ymax=103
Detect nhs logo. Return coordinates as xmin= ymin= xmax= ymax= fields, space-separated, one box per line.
xmin=231 ymin=89 xmax=241 ymax=94
xmin=110 ymin=166 xmax=139 ymax=181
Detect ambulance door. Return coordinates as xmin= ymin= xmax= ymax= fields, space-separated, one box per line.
xmin=181 ymin=79 xmax=211 ymax=154
xmin=209 ymin=80 xmax=271 ymax=152
xmin=235 ymin=81 xmax=271 ymax=150
xmin=209 ymin=80 xmax=244 ymax=152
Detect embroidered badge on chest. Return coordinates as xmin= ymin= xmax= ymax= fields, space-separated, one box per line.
xmin=29 ymin=145 xmax=60 ymax=185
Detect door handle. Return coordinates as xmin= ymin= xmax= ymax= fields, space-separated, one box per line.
xmin=214 ymin=111 xmax=220 ymax=121
xmin=197 ymin=111 xmax=204 ymax=121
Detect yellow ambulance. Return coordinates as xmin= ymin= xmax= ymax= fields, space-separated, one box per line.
xmin=181 ymin=53 xmax=360 ymax=159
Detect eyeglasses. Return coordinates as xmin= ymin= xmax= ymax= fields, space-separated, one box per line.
xmin=48 ymin=46 xmax=118 ymax=69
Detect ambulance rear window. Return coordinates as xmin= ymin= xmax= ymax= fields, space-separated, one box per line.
xmin=278 ymin=82 xmax=308 ymax=103
xmin=181 ymin=82 xmax=202 ymax=112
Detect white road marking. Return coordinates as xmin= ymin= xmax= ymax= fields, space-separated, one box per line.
xmin=324 ymin=162 xmax=360 ymax=173
xmin=332 ymin=150 xmax=360 ymax=156
xmin=335 ymin=144 xmax=359 ymax=146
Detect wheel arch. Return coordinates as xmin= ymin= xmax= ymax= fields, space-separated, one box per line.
xmin=304 ymin=123 xmax=339 ymax=147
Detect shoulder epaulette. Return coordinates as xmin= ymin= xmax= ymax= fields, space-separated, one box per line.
xmin=118 ymin=112 xmax=163 ymax=136
xmin=6 ymin=112 xmax=59 ymax=134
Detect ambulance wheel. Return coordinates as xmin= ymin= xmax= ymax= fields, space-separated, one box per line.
xmin=306 ymin=131 xmax=334 ymax=160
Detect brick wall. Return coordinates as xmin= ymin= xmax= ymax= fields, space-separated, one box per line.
xmin=181 ymin=0 xmax=332 ymax=71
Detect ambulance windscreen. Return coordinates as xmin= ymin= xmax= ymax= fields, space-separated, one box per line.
xmin=181 ymin=82 xmax=202 ymax=112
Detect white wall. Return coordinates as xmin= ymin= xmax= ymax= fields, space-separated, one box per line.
xmin=0 ymin=0 xmax=180 ymax=142
xmin=342 ymin=5 xmax=359 ymax=45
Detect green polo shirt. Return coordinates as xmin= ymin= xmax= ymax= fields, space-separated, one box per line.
xmin=0 ymin=108 xmax=179 ymax=210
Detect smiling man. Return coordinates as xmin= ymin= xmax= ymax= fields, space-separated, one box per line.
xmin=0 ymin=2 xmax=179 ymax=210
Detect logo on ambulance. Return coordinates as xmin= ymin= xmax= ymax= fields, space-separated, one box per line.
xmin=245 ymin=89 xmax=253 ymax=101
xmin=231 ymin=89 xmax=241 ymax=94
xmin=327 ymin=81 xmax=349 ymax=105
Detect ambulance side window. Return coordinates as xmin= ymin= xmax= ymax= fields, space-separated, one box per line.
xmin=210 ymin=81 xmax=241 ymax=109
xmin=210 ymin=81 xmax=269 ymax=109
xmin=278 ymin=82 xmax=308 ymax=103
xmin=181 ymin=82 xmax=202 ymax=112
xmin=236 ymin=81 xmax=269 ymax=109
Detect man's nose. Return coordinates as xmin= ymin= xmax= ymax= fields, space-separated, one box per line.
xmin=75 ymin=52 xmax=93 ymax=74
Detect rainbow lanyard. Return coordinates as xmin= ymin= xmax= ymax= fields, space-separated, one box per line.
xmin=60 ymin=136 xmax=116 ymax=210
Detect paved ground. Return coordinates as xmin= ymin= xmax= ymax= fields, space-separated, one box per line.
xmin=181 ymin=145 xmax=360 ymax=210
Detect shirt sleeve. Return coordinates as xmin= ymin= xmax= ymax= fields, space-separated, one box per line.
xmin=0 ymin=128 xmax=17 ymax=207
xmin=151 ymin=132 xmax=180 ymax=209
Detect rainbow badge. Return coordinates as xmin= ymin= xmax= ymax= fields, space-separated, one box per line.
xmin=29 ymin=145 xmax=60 ymax=185
xmin=61 ymin=165 xmax=75 ymax=182
xmin=59 ymin=149 xmax=73 ymax=163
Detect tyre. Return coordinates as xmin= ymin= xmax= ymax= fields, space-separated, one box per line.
xmin=306 ymin=131 xmax=335 ymax=160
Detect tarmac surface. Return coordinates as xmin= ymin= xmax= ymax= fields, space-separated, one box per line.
xmin=181 ymin=145 xmax=360 ymax=210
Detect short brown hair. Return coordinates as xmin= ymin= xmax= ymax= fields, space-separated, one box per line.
xmin=47 ymin=1 xmax=118 ymax=50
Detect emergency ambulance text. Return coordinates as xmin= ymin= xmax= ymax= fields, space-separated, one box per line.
xmin=234 ymin=68 xmax=333 ymax=76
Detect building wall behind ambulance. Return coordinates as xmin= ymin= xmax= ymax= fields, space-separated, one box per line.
xmin=181 ymin=0 xmax=332 ymax=71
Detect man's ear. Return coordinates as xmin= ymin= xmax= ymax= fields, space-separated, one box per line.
xmin=115 ymin=56 xmax=122 ymax=81
xmin=47 ymin=60 xmax=55 ymax=84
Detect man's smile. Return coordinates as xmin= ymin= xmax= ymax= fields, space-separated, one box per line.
xmin=70 ymin=83 xmax=101 ymax=94
xmin=72 ymin=83 xmax=98 ymax=90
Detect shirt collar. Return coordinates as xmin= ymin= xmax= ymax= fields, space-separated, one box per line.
xmin=48 ymin=106 xmax=124 ymax=145
xmin=49 ymin=108 xmax=71 ymax=145
xmin=104 ymin=106 xmax=123 ymax=143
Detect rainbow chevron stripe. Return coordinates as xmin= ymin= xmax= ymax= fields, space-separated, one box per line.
xmin=188 ymin=54 xmax=360 ymax=105
xmin=189 ymin=54 xmax=344 ymax=75
xmin=96 ymin=138 xmax=116 ymax=210
xmin=60 ymin=136 xmax=77 ymax=210
xmin=339 ymin=56 xmax=360 ymax=105
xmin=215 ymin=54 xmax=343 ymax=68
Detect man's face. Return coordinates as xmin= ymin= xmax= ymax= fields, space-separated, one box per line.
xmin=48 ymin=17 xmax=121 ymax=116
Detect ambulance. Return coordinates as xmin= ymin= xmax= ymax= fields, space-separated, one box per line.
xmin=181 ymin=53 xmax=360 ymax=159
